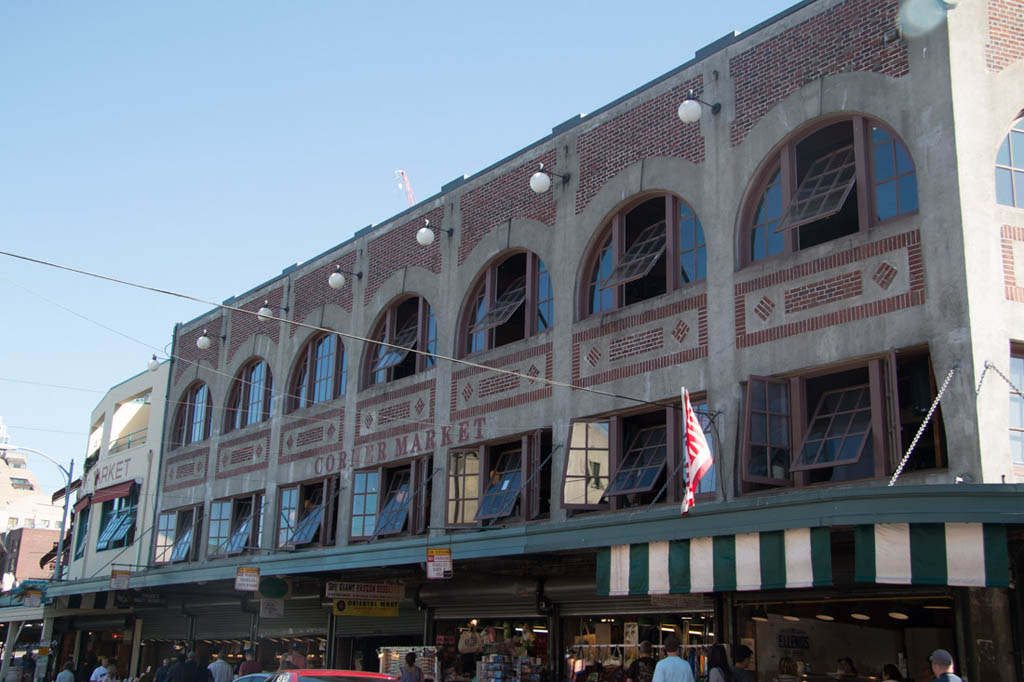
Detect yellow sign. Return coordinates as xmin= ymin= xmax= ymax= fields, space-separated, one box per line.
xmin=332 ymin=597 xmax=399 ymax=617
xmin=426 ymin=547 xmax=453 ymax=579
xmin=235 ymin=566 xmax=260 ymax=592
xmin=110 ymin=570 xmax=130 ymax=591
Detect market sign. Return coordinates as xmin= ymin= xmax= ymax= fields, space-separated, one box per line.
xmin=426 ymin=548 xmax=452 ymax=580
xmin=110 ymin=570 xmax=130 ymax=591
xmin=328 ymin=582 xmax=402 ymax=617
xmin=235 ymin=566 xmax=260 ymax=592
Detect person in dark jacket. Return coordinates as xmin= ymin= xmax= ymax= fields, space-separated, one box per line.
xmin=155 ymin=660 xmax=172 ymax=682
xmin=166 ymin=654 xmax=187 ymax=682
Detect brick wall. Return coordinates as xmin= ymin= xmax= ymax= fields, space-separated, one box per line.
xmin=458 ymin=151 xmax=557 ymax=265
xmin=355 ymin=380 xmax=435 ymax=446
xmin=228 ymin=287 xmax=283 ymax=363
xmin=608 ymin=328 xmax=665 ymax=361
xmin=162 ymin=447 xmax=209 ymax=492
xmin=9 ymin=528 xmax=59 ymax=580
xmin=1002 ymin=224 xmax=1024 ymax=302
xmin=215 ymin=428 xmax=271 ymax=479
xmin=450 ymin=343 xmax=553 ymax=421
xmin=987 ymin=0 xmax=1024 ymax=71
xmin=784 ymin=270 xmax=864 ymax=313
xmin=735 ymin=230 xmax=924 ymax=347
xmin=575 ymin=78 xmax=705 ymax=215
xmin=729 ymin=0 xmax=909 ymax=147
xmin=279 ymin=406 xmax=345 ymax=465
xmin=291 ymin=250 xmax=358 ymax=336
xmin=365 ymin=208 xmax=444 ymax=304
xmin=174 ymin=319 xmax=223 ymax=383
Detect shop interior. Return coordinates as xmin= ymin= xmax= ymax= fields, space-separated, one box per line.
xmin=139 ymin=636 xmax=326 ymax=674
xmin=736 ymin=593 xmax=956 ymax=682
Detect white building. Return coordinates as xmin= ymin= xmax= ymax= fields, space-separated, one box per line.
xmin=0 ymin=419 xmax=64 ymax=535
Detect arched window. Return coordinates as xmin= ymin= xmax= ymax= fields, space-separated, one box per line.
xmin=463 ymin=251 xmax=553 ymax=355
xmin=367 ymin=296 xmax=436 ymax=386
xmin=171 ymin=382 xmax=212 ymax=449
xmin=289 ymin=334 xmax=346 ymax=412
xmin=745 ymin=117 xmax=918 ymax=265
xmin=997 ymin=117 xmax=1024 ymax=207
xmin=581 ymin=194 xmax=706 ymax=318
xmin=226 ymin=359 xmax=273 ymax=431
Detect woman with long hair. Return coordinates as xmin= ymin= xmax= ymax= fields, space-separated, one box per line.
xmin=708 ymin=645 xmax=733 ymax=682
xmin=773 ymin=657 xmax=799 ymax=682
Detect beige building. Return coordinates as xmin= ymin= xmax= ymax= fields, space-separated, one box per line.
xmin=65 ymin=362 xmax=169 ymax=582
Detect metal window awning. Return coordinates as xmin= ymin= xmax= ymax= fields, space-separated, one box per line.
xmin=73 ymin=494 xmax=92 ymax=513
xmin=91 ymin=480 xmax=137 ymax=504
xmin=597 ymin=528 xmax=833 ymax=595
xmin=854 ymin=523 xmax=1009 ymax=587
xmin=52 ymin=478 xmax=82 ymax=503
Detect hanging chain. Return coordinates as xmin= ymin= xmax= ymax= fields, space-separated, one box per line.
xmin=977 ymin=360 xmax=1023 ymax=397
xmin=889 ymin=366 xmax=957 ymax=487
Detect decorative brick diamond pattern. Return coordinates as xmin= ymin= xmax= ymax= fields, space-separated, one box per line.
xmin=363 ymin=412 xmax=374 ymax=429
xmin=673 ymin=320 xmax=690 ymax=344
xmin=526 ymin=365 xmax=540 ymax=384
xmin=754 ymin=296 xmax=776 ymax=321
xmin=415 ymin=398 xmax=425 ymax=415
xmin=873 ymin=262 xmax=898 ymax=290
xmin=586 ymin=347 xmax=601 ymax=368
xmin=463 ymin=383 xmax=474 ymax=402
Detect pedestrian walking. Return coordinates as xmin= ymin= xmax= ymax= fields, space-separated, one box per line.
xmin=731 ymin=645 xmax=753 ymax=682
xmin=155 ymin=660 xmax=171 ymax=682
xmin=237 ymin=651 xmax=261 ymax=677
xmin=399 ymin=653 xmax=422 ymax=682
xmin=207 ymin=649 xmax=231 ymax=682
xmin=625 ymin=641 xmax=656 ymax=682
xmin=57 ymin=661 xmax=76 ymax=682
xmin=651 ymin=636 xmax=694 ymax=682
xmin=90 ymin=659 xmax=109 ymax=682
xmin=772 ymin=657 xmax=799 ymax=682
xmin=929 ymin=649 xmax=962 ymax=682
xmin=707 ymin=645 xmax=733 ymax=682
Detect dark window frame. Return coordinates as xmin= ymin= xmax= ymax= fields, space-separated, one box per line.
xmin=366 ymin=296 xmax=436 ymax=387
xmin=226 ymin=359 xmax=273 ymax=431
xmin=740 ymin=350 xmax=946 ymax=492
xmin=445 ymin=431 xmax=551 ymax=527
xmin=461 ymin=251 xmax=554 ymax=356
xmin=580 ymin=194 xmax=706 ymax=320
xmin=73 ymin=506 xmax=90 ymax=559
xmin=206 ymin=491 xmax=264 ymax=558
xmin=171 ymin=382 xmax=212 ymax=449
xmin=288 ymin=333 xmax=347 ymax=412
xmin=563 ymin=400 xmax=715 ymax=512
xmin=1010 ymin=345 xmax=1024 ymax=466
xmin=996 ymin=116 xmax=1024 ymax=208
xmin=154 ymin=504 xmax=203 ymax=565
xmin=742 ymin=116 xmax=919 ymax=267
xmin=276 ymin=476 xmax=340 ymax=550
xmin=96 ymin=487 xmax=138 ymax=552
xmin=350 ymin=458 xmax=432 ymax=540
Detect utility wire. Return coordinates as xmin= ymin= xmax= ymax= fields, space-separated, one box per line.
xmin=0 ymin=249 xmax=686 ymax=413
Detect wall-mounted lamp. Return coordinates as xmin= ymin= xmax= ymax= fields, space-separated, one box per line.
xmin=677 ymin=89 xmax=721 ymax=123
xmin=147 ymin=355 xmax=161 ymax=372
xmin=257 ymin=300 xmax=289 ymax=323
xmin=196 ymin=328 xmax=226 ymax=350
xmin=529 ymin=163 xmax=570 ymax=194
xmin=328 ymin=265 xmax=363 ymax=290
xmin=416 ymin=219 xmax=454 ymax=247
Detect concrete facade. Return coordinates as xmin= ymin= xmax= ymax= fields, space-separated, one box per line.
xmin=65 ymin=362 xmax=169 ymax=581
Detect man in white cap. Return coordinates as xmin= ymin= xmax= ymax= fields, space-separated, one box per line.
xmin=929 ymin=649 xmax=961 ymax=682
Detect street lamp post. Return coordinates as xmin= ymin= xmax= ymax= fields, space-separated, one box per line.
xmin=4 ymin=445 xmax=74 ymax=582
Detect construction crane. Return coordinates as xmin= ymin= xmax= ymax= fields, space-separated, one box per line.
xmin=394 ymin=170 xmax=416 ymax=207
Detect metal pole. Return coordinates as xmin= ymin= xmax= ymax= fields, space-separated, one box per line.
xmin=53 ymin=458 xmax=73 ymax=582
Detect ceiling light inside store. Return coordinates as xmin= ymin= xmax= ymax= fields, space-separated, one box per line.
xmin=782 ymin=613 xmax=800 ymax=622
xmin=888 ymin=611 xmax=910 ymax=620
xmin=923 ymin=604 xmax=952 ymax=610
xmin=851 ymin=608 xmax=871 ymax=621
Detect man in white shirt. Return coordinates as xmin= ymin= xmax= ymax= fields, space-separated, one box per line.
xmin=207 ymin=649 xmax=232 ymax=682
xmin=652 ymin=637 xmax=694 ymax=682
xmin=90 ymin=658 xmax=110 ymax=682
xmin=57 ymin=661 xmax=75 ymax=682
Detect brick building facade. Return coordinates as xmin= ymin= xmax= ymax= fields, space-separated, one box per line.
xmin=40 ymin=0 xmax=1024 ymax=680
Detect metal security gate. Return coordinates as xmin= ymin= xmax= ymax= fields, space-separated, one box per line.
xmin=190 ymin=604 xmax=254 ymax=640
xmin=139 ymin=610 xmax=190 ymax=640
xmin=258 ymin=598 xmax=330 ymax=638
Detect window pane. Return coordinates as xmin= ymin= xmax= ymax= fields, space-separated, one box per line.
xmin=679 ymin=206 xmax=706 ymax=285
xmin=997 ymin=168 xmax=1015 ymax=206
xmin=1012 ymin=129 xmax=1024 ymax=168
xmin=604 ymin=426 xmax=667 ymax=496
xmin=190 ymin=384 xmax=209 ymax=443
xmin=469 ymin=275 xmax=527 ymax=333
xmin=600 ymin=220 xmax=668 ymax=290
xmin=874 ymin=140 xmax=895 ymax=181
xmin=170 ymin=524 xmax=194 ymax=562
xmin=537 ymin=260 xmax=553 ymax=332
xmin=876 ymin=180 xmax=898 ymax=221
xmin=425 ymin=305 xmax=437 ymax=368
xmin=278 ymin=488 xmax=298 ymax=547
xmin=1016 ymin=171 xmax=1024 ymax=207
xmin=246 ymin=362 xmax=267 ymax=425
xmin=898 ymin=174 xmax=918 ymax=214
xmin=589 ymin=240 xmax=614 ymax=314
xmin=564 ymin=421 xmax=610 ymax=506
xmin=997 ymin=136 xmax=1011 ymax=167
xmin=447 ymin=451 xmax=480 ymax=524
xmin=375 ymin=470 xmax=411 ymax=536
xmin=313 ymin=335 xmax=337 ymax=404
xmin=792 ymin=385 xmax=872 ymax=471
xmin=779 ymin=145 xmax=857 ymax=231
xmin=374 ymin=319 xmax=418 ymax=371
xmin=351 ymin=472 xmax=380 ymax=537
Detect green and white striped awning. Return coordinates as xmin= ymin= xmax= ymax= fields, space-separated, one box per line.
xmin=855 ymin=523 xmax=1009 ymax=587
xmin=597 ymin=528 xmax=832 ymax=595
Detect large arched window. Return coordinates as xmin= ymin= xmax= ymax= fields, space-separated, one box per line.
xmin=226 ymin=359 xmax=273 ymax=431
xmin=366 ymin=296 xmax=436 ymax=386
xmin=289 ymin=334 xmax=346 ymax=412
xmin=463 ymin=251 xmax=553 ymax=355
xmin=997 ymin=116 xmax=1024 ymax=207
xmin=744 ymin=117 xmax=918 ymax=265
xmin=171 ymin=382 xmax=212 ymax=449
xmin=581 ymin=194 xmax=705 ymax=318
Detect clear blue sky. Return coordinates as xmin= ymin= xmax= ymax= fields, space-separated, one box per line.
xmin=0 ymin=0 xmax=797 ymax=494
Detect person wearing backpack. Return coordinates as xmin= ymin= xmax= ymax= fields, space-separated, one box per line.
xmin=626 ymin=641 xmax=656 ymax=682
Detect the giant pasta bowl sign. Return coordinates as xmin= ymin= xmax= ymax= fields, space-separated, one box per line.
xmin=327 ymin=581 xmax=403 ymax=617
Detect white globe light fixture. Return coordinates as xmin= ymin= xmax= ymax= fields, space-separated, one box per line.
xmin=328 ymin=271 xmax=346 ymax=289
xmin=196 ymin=330 xmax=212 ymax=350
xmin=528 ymin=162 xmax=569 ymax=195
xmin=529 ymin=171 xmax=551 ymax=194
xmin=677 ymin=99 xmax=703 ymax=123
xmin=257 ymin=301 xmax=274 ymax=322
xmin=148 ymin=355 xmax=160 ymax=372
xmin=416 ymin=226 xmax=435 ymax=246
xmin=677 ymin=89 xmax=721 ymax=124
